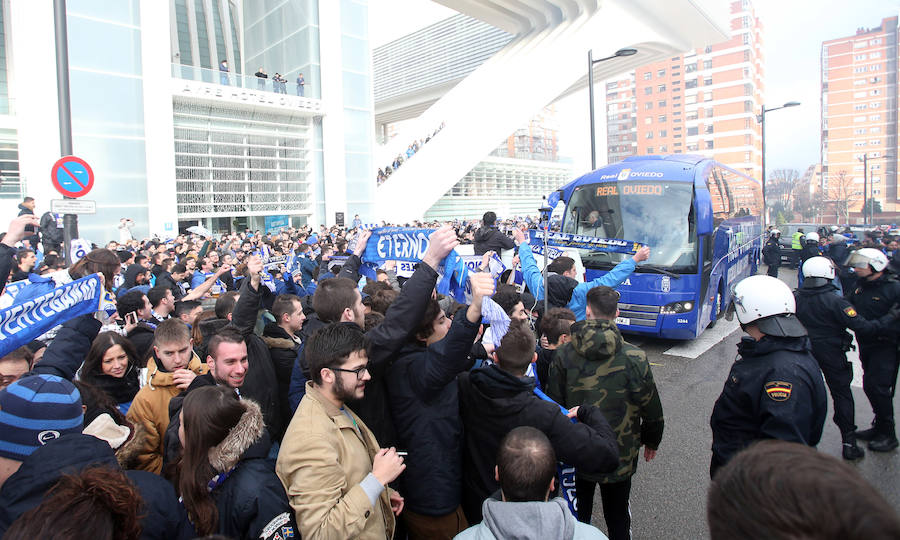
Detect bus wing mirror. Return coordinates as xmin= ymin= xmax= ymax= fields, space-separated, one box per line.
xmin=695 ymin=189 xmax=713 ymax=235
xmin=724 ymin=299 xmax=736 ymax=321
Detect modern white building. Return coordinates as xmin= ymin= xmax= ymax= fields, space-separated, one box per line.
xmin=0 ymin=0 xmax=374 ymax=242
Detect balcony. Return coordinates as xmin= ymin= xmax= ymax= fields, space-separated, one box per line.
xmin=170 ymin=64 xmax=323 ymax=116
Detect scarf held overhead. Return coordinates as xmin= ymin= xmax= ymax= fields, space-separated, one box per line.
xmin=528 ymin=230 xmax=643 ymax=254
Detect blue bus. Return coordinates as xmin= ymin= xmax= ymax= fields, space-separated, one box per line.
xmin=551 ymin=155 xmax=763 ymax=339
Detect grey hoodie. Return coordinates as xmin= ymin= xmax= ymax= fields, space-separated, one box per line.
xmin=455 ymin=496 xmax=607 ymax=540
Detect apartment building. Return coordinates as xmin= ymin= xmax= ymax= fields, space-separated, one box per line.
xmin=605 ymin=0 xmax=765 ymax=181
xmin=821 ymin=16 xmax=899 ymax=217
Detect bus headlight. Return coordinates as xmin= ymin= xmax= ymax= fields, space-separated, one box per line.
xmin=661 ymin=301 xmax=694 ymax=314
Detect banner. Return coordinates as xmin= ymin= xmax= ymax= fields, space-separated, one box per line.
xmin=533 ymin=387 xmax=578 ymax=517
xmin=358 ymin=227 xmax=468 ymax=302
xmin=0 ymin=274 xmax=105 ymax=357
xmin=528 ymin=230 xmax=643 ymax=254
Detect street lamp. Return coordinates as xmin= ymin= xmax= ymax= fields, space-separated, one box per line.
xmin=589 ymin=47 xmax=638 ymax=170
xmin=857 ymin=153 xmax=894 ymax=226
xmin=758 ymin=101 xmax=800 ymax=227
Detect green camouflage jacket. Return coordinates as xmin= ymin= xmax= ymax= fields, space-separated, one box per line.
xmin=546 ymin=318 xmax=664 ymax=484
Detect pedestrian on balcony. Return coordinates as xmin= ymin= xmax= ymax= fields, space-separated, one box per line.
xmin=296 ymin=73 xmax=305 ymax=97
xmin=219 ymin=59 xmax=229 ymax=85
xmin=255 ymin=67 xmax=267 ymax=91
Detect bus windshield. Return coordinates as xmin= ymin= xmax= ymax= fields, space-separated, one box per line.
xmin=561 ymin=181 xmax=698 ymax=272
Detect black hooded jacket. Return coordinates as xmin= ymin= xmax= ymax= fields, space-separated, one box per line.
xmin=0 ymin=434 xmax=194 ymax=540
xmin=794 ymin=282 xmax=895 ymax=346
xmin=457 ymin=365 xmax=619 ymax=522
xmin=473 ymin=226 xmax=515 ymax=256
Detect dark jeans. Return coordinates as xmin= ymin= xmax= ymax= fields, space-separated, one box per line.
xmin=860 ymin=341 xmax=900 ymax=436
xmin=792 ymin=249 xmax=802 ymax=269
xmin=811 ymin=341 xmax=856 ymax=435
xmin=576 ymin=476 xmax=632 ymax=540
xmin=766 ymin=263 xmax=779 ymax=278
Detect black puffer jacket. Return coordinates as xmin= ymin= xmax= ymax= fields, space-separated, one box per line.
xmin=386 ymin=310 xmax=479 ymax=516
xmin=231 ymin=279 xmax=283 ymax=441
xmin=207 ymin=400 xmax=297 ymax=540
xmin=261 ymin=323 xmax=299 ymax=431
xmin=473 ymin=226 xmax=515 ymax=256
xmin=0 ymin=434 xmax=194 ymax=539
xmin=458 ymin=365 xmax=619 ymax=522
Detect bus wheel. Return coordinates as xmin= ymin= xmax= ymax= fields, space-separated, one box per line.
xmin=707 ymin=286 xmax=725 ymax=329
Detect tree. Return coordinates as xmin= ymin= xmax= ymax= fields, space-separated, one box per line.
xmin=767 ymin=168 xmax=802 ymax=219
xmin=863 ymin=197 xmax=882 ymax=215
xmin=828 ymin=170 xmax=859 ymax=224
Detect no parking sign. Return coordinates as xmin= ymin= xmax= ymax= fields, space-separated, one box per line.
xmin=51 ymin=156 xmax=94 ymax=198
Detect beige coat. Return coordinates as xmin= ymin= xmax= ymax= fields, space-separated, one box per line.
xmin=125 ymin=353 xmax=207 ymax=474
xmin=276 ymin=382 xmax=395 ymax=540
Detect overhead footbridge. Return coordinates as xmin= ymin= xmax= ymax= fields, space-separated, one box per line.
xmin=373 ymin=0 xmax=729 ymax=223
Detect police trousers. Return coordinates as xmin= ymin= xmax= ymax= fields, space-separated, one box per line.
xmin=859 ymin=341 xmax=900 ymax=434
xmin=576 ymin=476 xmax=632 ymax=540
xmin=810 ymin=341 xmax=856 ymax=435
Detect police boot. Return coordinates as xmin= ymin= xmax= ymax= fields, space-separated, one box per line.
xmin=855 ymin=426 xmax=879 ymax=441
xmin=869 ymin=433 xmax=899 ymax=452
xmin=841 ymin=434 xmax=864 ymax=460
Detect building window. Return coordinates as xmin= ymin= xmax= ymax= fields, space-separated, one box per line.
xmin=854 ymin=67 xmax=867 ymax=73
xmin=871 ymin=76 xmax=881 ymax=83
xmin=854 ymin=79 xmax=867 ymax=86
xmin=742 ymin=33 xmax=750 ymax=45
xmin=645 ymin=117 xmax=652 ymax=125
xmin=705 ymin=140 xmax=714 ymax=149
xmin=870 ymin=38 xmax=882 ymax=45
xmin=687 ymin=126 xmax=699 ymax=136
xmin=704 ymin=92 xmax=713 ymax=102
xmin=870 ymin=51 xmax=882 ymax=59
xmin=869 ymin=114 xmax=882 ymax=121
xmin=645 ymin=102 xmax=653 ymax=110
xmin=871 ymin=89 xmax=881 ymax=96
xmin=658 ymin=114 xmax=667 ymax=123
xmin=659 ymin=130 xmax=667 ymax=137
xmin=705 ymin=45 xmax=713 ymax=54
xmin=704 ymin=124 xmax=714 ymax=134
xmin=647 ymin=147 xmax=654 ymax=153
xmin=870 ymin=126 xmax=881 ymax=133
xmin=704 ymin=59 xmax=713 ymax=70
xmin=686 ymin=63 xmax=697 ymax=73
xmin=855 ymin=128 xmax=867 ymax=135
xmin=705 ymin=76 xmax=713 ymax=86
xmin=854 ymin=104 xmax=868 ymax=111
xmin=658 ymin=84 xmax=666 ymax=92
xmin=658 ymin=100 xmax=667 ymax=107
xmin=745 ymin=152 xmax=751 ymax=162
xmin=657 ymin=69 xmax=666 ymax=77
xmin=687 ymin=143 xmax=699 ymax=151
xmin=686 ymin=79 xmax=698 ymax=89
xmin=644 ymin=87 xmax=652 ymax=95
xmin=854 ymin=40 xmax=867 ymax=49
xmin=853 ymin=115 xmax=866 ymax=122
xmin=870 ymin=139 xmax=882 ymax=145
xmin=660 ymin=145 xmax=667 ymax=152
xmin=870 ymin=64 xmax=881 ymax=71
xmin=646 ymin=131 xmax=654 ymax=139
xmin=644 ymin=72 xmax=652 ymax=80
xmin=872 ymin=101 xmax=882 ymax=108
xmin=686 ymin=94 xmax=697 ymax=105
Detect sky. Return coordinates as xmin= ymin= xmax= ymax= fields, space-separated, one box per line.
xmin=369 ymin=0 xmax=900 ymax=176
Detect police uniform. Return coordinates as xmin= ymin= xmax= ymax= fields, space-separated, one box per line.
xmin=794 ymin=280 xmax=895 ymax=447
xmin=709 ymin=326 xmax=827 ymax=478
xmin=848 ymin=273 xmax=900 ymax=445
xmin=763 ymin=236 xmax=781 ymax=277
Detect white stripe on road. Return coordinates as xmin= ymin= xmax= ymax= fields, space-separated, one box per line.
xmin=662 ymin=319 xmax=741 ymax=359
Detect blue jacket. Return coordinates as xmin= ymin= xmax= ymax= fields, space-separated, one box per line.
xmin=0 ymin=434 xmax=194 ymax=540
xmin=518 ymin=244 xmax=636 ymax=320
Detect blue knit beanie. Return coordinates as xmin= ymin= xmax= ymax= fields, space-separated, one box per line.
xmin=0 ymin=374 xmax=83 ymax=461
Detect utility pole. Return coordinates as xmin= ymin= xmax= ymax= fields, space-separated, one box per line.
xmin=54 ymin=0 xmax=78 ymax=263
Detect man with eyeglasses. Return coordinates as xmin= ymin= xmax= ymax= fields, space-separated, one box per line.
xmin=277 ymin=322 xmax=406 ymax=540
xmin=0 ymin=347 xmax=32 ymax=391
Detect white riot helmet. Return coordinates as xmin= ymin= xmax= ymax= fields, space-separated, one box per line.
xmin=730 ymin=275 xmax=806 ymax=337
xmin=770 ymin=228 xmax=781 ymax=237
xmin=802 ymin=257 xmax=835 ymax=279
xmin=846 ymin=248 xmax=889 ymax=272
xmin=805 ymin=232 xmax=819 ymax=244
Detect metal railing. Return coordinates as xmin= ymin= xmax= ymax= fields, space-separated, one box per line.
xmin=171 ymin=64 xmax=311 ymax=98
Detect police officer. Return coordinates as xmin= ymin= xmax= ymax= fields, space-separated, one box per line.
xmin=791 ymin=228 xmax=805 ymax=269
xmin=763 ymin=229 xmax=781 ymax=278
xmin=709 ymin=275 xmax=827 ymax=478
xmin=847 ymin=248 xmax=900 ymax=452
xmin=797 ymin=232 xmax=821 ymax=287
xmin=827 ymin=234 xmax=853 ymax=295
xmin=794 ymin=257 xmax=898 ymax=459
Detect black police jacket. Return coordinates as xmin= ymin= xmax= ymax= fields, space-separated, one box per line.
xmin=763 ymin=238 xmax=781 ymax=266
xmin=848 ymin=273 xmax=900 ymax=344
xmin=795 ymin=283 xmax=895 ymax=346
xmin=800 ymin=243 xmax=821 ymax=264
xmin=385 ymin=310 xmax=479 ymax=516
xmin=0 ymin=434 xmax=194 ymax=540
xmin=473 ymin=226 xmax=515 ymax=256
xmin=458 ymin=365 xmax=619 ymax=522
xmin=710 ymin=336 xmax=827 ymax=469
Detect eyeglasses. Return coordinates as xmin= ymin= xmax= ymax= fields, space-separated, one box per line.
xmin=330 ymin=365 xmax=369 ymax=380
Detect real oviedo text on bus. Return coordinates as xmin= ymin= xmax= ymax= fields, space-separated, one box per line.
xmin=552 ymin=154 xmax=763 ymax=339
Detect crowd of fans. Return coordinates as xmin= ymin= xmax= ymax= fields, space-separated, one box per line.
xmin=377 ymin=122 xmax=446 ymax=186
xmin=0 ymin=204 xmax=899 ymax=540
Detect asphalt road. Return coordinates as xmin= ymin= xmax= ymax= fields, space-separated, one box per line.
xmin=585 ymin=266 xmax=900 ymax=539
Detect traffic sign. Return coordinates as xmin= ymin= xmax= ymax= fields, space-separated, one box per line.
xmin=51 ymin=156 xmax=94 ymax=198
xmin=51 ymin=199 xmax=96 ymax=214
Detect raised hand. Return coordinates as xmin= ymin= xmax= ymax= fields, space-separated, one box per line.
xmin=422 ymin=225 xmax=459 ymax=270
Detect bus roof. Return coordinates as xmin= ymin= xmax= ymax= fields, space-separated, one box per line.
xmin=551 ymin=154 xmax=712 ymax=206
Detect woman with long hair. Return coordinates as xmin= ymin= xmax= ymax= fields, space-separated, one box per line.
xmin=80 ymin=331 xmax=140 ymax=415
xmin=176 ymin=386 xmax=296 ymax=539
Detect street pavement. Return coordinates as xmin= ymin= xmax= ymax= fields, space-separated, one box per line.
xmin=585 ymin=266 xmax=900 ymax=539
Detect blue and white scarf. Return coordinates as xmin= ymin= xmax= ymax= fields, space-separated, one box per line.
xmin=533 ymin=387 xmax=579 ymax=517
xmin=0 ymin=274 xmax=106 ymax=357
xmin=528 ymin=230 xmax=643 ymax=254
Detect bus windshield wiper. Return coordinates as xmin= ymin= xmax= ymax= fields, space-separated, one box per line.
xmin=636 ymin=264 xmax=681 ymax=278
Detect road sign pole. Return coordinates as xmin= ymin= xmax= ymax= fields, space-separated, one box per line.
xmin=54 ymin=0 xmax=78 ymax=264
